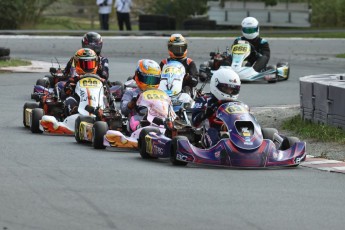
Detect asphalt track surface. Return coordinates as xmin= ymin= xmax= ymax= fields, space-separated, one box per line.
xmin=1 ymin=36 xmax=345 ymax=230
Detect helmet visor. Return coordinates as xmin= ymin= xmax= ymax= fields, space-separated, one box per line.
xmin=168 ymin=44 xmax=187 ymax=56
xmin=242 ymin=27 xmax=258 ymax=34
xmin=138 ymin=73 xmax=160 ymax=85
xmin=216 ymin=83 xmax=240 ymax=96
xmin=80 ymin=59 xmax=97 ymax=73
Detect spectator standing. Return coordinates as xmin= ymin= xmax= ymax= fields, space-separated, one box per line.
xmin=97 ymin=0 xmax=113 ymax=30
xmin=114 ymin=0 xmax=132 ymax=31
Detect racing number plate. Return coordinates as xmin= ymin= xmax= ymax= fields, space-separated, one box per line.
xmin=232 ymin=44 xmax=249 ymax=54
xmin=79 ymin=77 xmax=102 ymax=88
xmin=225 ymin=104 xmax=248 ymax=114
xmin=142 ymin=90 xmax=169 ymax=101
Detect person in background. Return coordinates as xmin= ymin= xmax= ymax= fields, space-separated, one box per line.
xmin=114 ymin=0 xmax=132 ymax=31
xmin=97 ymin=0 xmax=113 ymax=30
xmin=160 ymin=34 xmax=198 ymax=97
xmin=233 ymin=16 xmax=270 ymax=72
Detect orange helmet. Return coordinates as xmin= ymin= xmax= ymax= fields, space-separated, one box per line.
xmin=134 ymin=59 xmax=161 ymax=91
xmin=168 ymin=34 xmax=188 ymax=59
xmin=73 ymin=48 xmax=98 ymax=75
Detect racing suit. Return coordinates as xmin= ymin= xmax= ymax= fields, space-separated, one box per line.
xmin=232 ymin=36 xmax=271 ymax=72
xmin=160 ymin=57 xmax=199 ymax=90
xmin=120 ymin=85 xmax=144 ymax=132
xmin=192 ymin=93 xmax=247 ymax=147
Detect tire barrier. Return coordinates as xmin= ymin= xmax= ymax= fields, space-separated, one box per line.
xmin=183 ymin=19 xmax=216 ymax=30
xmin=139 ymin=15 xmax=176 ymax=31
xmin=0 ymin=47 xmax=10 ymax=61
xmin=300 ymin=74 xmax=345 ymax=129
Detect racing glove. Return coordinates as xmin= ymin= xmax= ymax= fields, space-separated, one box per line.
xmin=127 ymin=96 xmax=138 ymax=110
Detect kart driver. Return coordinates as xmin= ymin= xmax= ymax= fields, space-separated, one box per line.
xmin=232 ymin=17 xmax=271 ymax=72
xmin=192 ymin=66 xmax=247 ymax=148
xmin=63 ymin=48 xmax=99 ymax=116
xmin=160 ymin=34 xmax=198 ymax=96
xmin=63 ymin=31 xmax=109 ymax=81
xmin=121 ymin=59 xmax=161 ymax=132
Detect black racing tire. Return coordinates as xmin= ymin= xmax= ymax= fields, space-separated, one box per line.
xmin=23 ymin=102 xmax=39 ymax=127
xmin=92 ymin=121 xmax=108 ymax=149
xmin=261 ymin=128 xmax=279 ymax=141
xmin=170 ymin=136 xmax=188 ymax=166
xmin=30 ymin=108 xmax=44 ymax=133
xmin=138 ymin=127 xmax=160 ymax=159
xmin=0 ymin=56 xmax=10 ymax=61
xmin=0 ymin=47 xmax=10 ymax=57
xmin=75 ymin=115 xmax=95 ymax=143
xmin=287 ymin=136 xmax=300 ymax=148
xmin=36 ymin=78 xmax=50 ymax=88
xmin=277 ymin=62 xmax=290 ymax=80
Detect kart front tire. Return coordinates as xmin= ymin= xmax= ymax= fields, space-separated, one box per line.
xmin=23 ymin=102 xmax=38 ymax=127
xmin=277 ymin=62 xmax=290 ymax=80
xmin=30 ymin=108 xmax=44 ymax=133
xmin=281 ymin=136 xmax=300 ymax=150
xmin=138 ymin=127 xmax=160 ymax=159
xmin=92 ymin=121 xmax=108 ymax=149
xmin=261 ymin=128 xmax=279 ymax=141
xmin=170 ymin=136 xmax=188 ymax=166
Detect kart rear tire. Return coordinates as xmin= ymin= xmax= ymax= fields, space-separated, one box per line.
xmin=261 ymin=128 xmax=278 ymax=141
xmin=75 ymin=115 xmax=95 ymax=143
xmin=138 ymin=127 xmax=160 ymax=159
xmin=170 ymin=136 xmax=188 ymax=166
xmin=92 ymin=121 xmax=108 ymax=149
xmin=23 ymin=102 xmax=39 ymax=127
xmin=31 ymin=108 xmax=44 ymax=133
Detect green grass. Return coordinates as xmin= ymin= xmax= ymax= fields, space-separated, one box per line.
xmin=336 ymin=53 xmax=345 ymax=58
xmin=0 ymin=59 xmax=31 ymax=67
xmin=282 ymin=115 xmax=345 ymax=144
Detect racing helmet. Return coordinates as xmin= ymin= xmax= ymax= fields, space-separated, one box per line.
xmin=241 ymin=17 xmax=259 ymax=40
xmin=210 ymin=66 xmax=241 ymax=101
xmin=168 ymin=34 xmax=188 ymax=59
xmin=82 ymin=32 xmax=103 ymax=55
xmin=134 ymin=59 xmax=161 ymax=91
xmin=74 ymin=48 xmax=99 ymax=75
xmin=159 ymin=61 xmax=185 ymax=96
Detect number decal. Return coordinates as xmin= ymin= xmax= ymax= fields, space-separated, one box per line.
xmin=225 ymin=105 xmax=247 ymax=114
xmin=79 ymin=77 xmax=102 ymax=88
xmin=232 ymin=44 xmax=249 ymax=54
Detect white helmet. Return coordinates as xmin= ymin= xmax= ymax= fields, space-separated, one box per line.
xmin=241 ymin=17 xmax=259 ymax=40
xmin=210 ymin=66 xmax=241 ymax=101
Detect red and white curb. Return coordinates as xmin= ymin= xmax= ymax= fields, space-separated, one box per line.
xmin=300 ymin=155 xmax=345 ymax=174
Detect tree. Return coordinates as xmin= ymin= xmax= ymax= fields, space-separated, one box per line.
xmin=0 ymin=0 xmax=59 ymax=29
xmin=148 ymin=0 xmax=208 ymax=28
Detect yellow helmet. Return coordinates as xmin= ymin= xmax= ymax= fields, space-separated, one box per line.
xmin=134 ymin=59 xmax=161 ymax=91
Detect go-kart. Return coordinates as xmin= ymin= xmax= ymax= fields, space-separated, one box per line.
xmin=199 ymin=41 xmax=289 ymax=83
xmin=138 ymin=101 xmax=306 ymax=168
xmin=25 ymin=74 xmax=107 ymax=135
xmin=91 ymin=89 xmax=177 ymax=149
